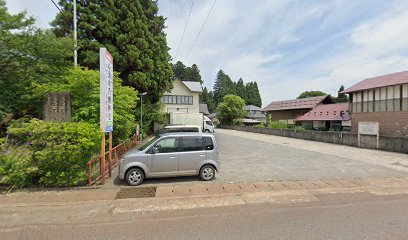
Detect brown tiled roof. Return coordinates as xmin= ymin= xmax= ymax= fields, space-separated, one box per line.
xmin=263 ymin=95 xmax=328 ymax=111
xmin=343 ymin=70 xmax=408 ymax=93
xmin=295 ymin=103 xmax=350 ymax=122
xmin=199 ymin=103 xmax=210 ymax=115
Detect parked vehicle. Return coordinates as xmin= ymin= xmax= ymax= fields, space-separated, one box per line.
xmin=160 ymin=125 xmax=202 ymax=134
xmin=169 ymin=112 xmax=215 ymax=133
xmin=119 ymin=133 xmax=219 ymax=186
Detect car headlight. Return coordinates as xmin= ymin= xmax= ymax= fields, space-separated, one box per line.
xmin=120 ymin=158 xmax=125 ymax=165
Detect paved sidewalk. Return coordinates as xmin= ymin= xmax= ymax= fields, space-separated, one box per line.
xmin=2 ymin=177 xmax=408 ymax=207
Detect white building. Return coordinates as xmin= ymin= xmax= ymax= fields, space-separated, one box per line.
xmin=160 ymin=79 xmax=202 ymax=113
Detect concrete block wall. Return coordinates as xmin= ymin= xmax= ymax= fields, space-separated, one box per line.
xmin=220 ymin=125 xmax=408 ymax=154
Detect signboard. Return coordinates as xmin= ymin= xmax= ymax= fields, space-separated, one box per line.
xmin=358 ymin=122 xmax=379 ymax=135
xmin=100 ymin=48 xmax=114 ymax=133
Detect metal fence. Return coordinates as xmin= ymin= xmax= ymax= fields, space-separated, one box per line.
xmin=87 ymin=134 xmax=139 ymax=186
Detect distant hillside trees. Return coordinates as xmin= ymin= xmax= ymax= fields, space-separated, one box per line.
xmin=173 ymin=62 xmax=263 ymax=112
xmin=297 ymin=91 xmax=327 ymax=99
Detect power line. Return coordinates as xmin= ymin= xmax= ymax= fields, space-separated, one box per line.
xmin=50 ymin=0 xmax=62 ymax=13
xmin=185 ymin=0 xmax=217 ymax=58
xmin=174 ymin=0 xmax=195 ymax=62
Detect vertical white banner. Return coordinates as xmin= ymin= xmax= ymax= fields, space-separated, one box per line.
xmin=100 ymin=48 xmax=114 ymax=133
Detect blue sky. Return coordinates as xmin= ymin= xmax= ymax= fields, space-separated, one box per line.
xmin=7 ymin=0 xmax=408 ymax=106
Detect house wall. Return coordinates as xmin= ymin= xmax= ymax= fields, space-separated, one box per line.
xmin=351 ymin=112 xmax=408 ymax=137
xmin=162 ymin=79 xmax=200 ymax=113
xmin=349 ymin=83 xmax=408 ymax=137
xmin=267 ymin=109 xmax=309 ymax=122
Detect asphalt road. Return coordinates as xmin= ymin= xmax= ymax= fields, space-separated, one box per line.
xmin=4 ymin=192 xmax=408 ymax=240
xmin=214 ymin=129 xmax=408 ymax=182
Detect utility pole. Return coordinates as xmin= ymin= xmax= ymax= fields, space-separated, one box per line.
xmin=140 ymin=92 xmax=147 ymax=141
xmin=73 ymin=0 xmax=77 ymax=66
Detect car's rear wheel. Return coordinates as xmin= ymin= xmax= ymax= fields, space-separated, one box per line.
xmin=126 ymin=168 xmax=145 ymax=186
xmin=199 ymin=165 xmax=216 ymax=181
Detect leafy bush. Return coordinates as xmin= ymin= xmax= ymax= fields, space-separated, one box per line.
xmin=218 ymin=95 xmax=246 ymax=124
xmin=254 ymin=124 xmax=266 ymax=128
xmin=0 ymin=144 xmax=37 ymax=188
xmin=267 ymin=121 xmax=288 ymax=129
xmin=232 ymin=119 xmax=243 ymax=126
xmin=1 ymin=119 xmax=101 ymax=188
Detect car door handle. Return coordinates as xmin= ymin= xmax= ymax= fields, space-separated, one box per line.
xmin=200 ymin=154 xmax=206 ymax=157
xmin=170 ymin=155 xmax=176 ymax=159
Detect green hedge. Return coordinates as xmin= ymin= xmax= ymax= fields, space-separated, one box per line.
xmin=0 ymin=119 xmax=101 ymax=188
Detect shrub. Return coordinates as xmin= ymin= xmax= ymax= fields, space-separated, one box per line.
xmin=0 ymin=144 xmax=38 ymax=188
xmin=254 ymin=124 xmax=266 ymax=128
xmin=267 ymin=121 xmax=287 ymax=129
xmin=232 ymin=119 xmax=243 ymax=126
xmin=2 ymin=119 xmax=101 ymax=188
xmin=218 ymin=95 xmax=246 ymax=124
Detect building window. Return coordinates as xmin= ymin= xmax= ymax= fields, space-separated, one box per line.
xmin=161 ymin=95 xmax=193 ymax=105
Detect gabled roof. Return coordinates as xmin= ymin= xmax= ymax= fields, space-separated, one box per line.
xmin=199 ymin=103 xmax=210 ymax=115
xmin=181 ymin=81 xmax=203 ymax=93
xmin=295 ymin=103 xmax=351 ymax=122
xmin=263 ymin=95 xmax=328 ymax=111
xmin=343 ymin=70 xmax=408 ymax=93
xmin=245 ymin=105 xmax=264 ymax=111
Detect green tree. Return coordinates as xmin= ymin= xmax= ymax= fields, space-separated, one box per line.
xmin=171 ymin=61 xmax=203 ymax=84
xmin=218 ymin=95 xmax=246 ymax=124
xmin=52 ymin=0 xmax=173 ymax=102
xmin=235 ymin=78 xmax=246 ymax=103
xmin=336 ymin=85 xmax=348 ymax=103
xmin=200 ymin=87 xmax=215 ymax=113
xmin=297 ymin=91 xmax=327 ymax=99
xmin=0 ymin=1 xmax=72 ymax=125
xmin=184 ymin=64 xmax=203 ymax=84
xmin=244 ymin=82 xmax=262 ymax=107
xmin=213 ymin=70 xmax=236 ymax=106
xmin=171 ymin=61 xmax=186 ymax=80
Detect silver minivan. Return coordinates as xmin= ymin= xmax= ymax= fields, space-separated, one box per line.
xmin=119 ymin=133 xmax=219 ymax=186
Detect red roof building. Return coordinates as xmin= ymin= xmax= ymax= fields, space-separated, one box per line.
xmin=343 ymin=70 xmax=408 ymax=137
xmin=263 ymin=95 xmax=333 ymax=124
xmin=295 ymin=103 xmax=351 ymax=131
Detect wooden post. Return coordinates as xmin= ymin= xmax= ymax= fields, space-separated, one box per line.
xmin=108 ymin=132 xmax=113 ymax=177
xmin=101 ymin=132 xmax=106 ymax=185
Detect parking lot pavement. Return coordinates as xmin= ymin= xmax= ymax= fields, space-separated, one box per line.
xmin=214 ymin=129 xmax=408 ymax=183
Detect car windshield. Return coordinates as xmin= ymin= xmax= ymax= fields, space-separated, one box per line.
xmin=139 ymin=136 xmax=159 ymax=151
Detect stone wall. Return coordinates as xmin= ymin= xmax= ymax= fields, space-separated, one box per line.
xmin=220 ymin=125 xmax=408 ymax=154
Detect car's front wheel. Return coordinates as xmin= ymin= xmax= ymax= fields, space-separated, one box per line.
xmin=125 ymin=168 xmax=145 ymax=186
xmin=199 ymin=165 xmax=216 ymax=181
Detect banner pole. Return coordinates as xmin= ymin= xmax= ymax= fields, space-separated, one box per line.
xmin=101 ymin=132 xmax=106 ymax=185
xmin=108 ymin=132 xmax=113 ymax=177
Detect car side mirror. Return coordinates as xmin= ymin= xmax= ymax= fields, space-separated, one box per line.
xmin=152 ymin=147 xmax=159 ymax=154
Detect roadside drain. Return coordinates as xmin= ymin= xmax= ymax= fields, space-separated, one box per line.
xmin=115 ymin=187 xmax=157 ymax=199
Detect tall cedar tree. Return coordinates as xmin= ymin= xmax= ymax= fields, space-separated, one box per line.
xmin=52 ymin=0 xmax=173 ymax=102
xmin=235 ymin=78 xmax=246 ymax=102
xmin=200 ymin=87 xmax=215 ymax=113
xmin=336 ymin=85 xmax=348 ymax=103
xmin=245 ymin=82 xmax=262 ymax=107
xmin=213 ymin=70 xmax=236 ymax=106
xmin=171 ymin=61 xmax=203 ymax=84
